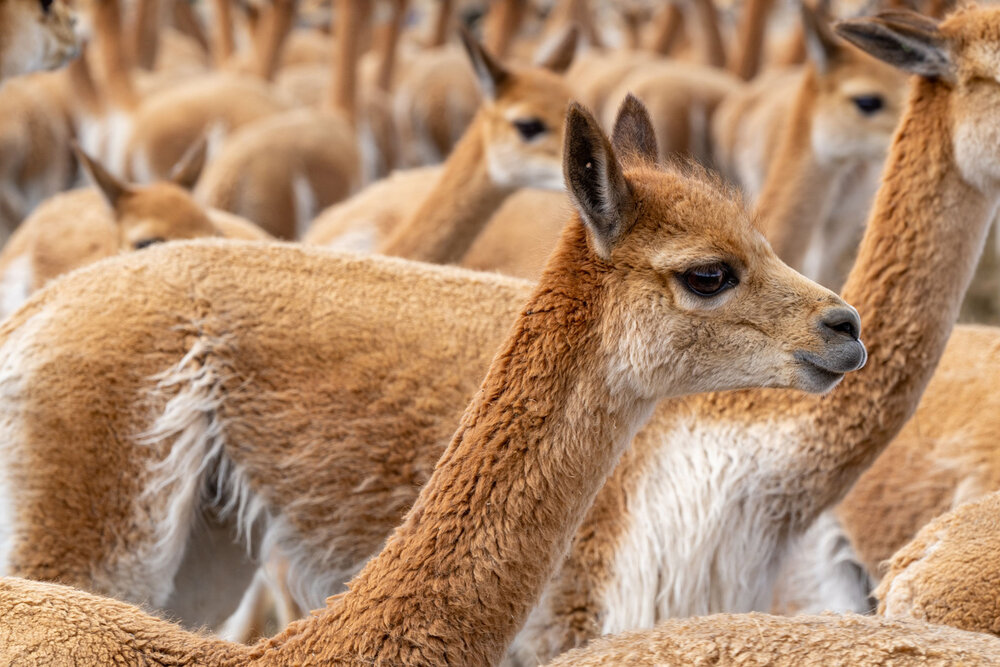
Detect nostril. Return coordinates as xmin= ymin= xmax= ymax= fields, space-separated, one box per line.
xmin=821 ymin=308 xmax=861 ymax=341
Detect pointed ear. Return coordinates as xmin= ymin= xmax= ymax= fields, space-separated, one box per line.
xmin=73 ymin=142 xmax=133 ymax=209
xmin=563 ymin=102 xmax=634 ymax=260
xmin=170 ymin=136 xmax=208 ymax=190
xmin=611 ymin=93 xmax=658 ymax=166
xmin=834 ymin=10 xmax=952 ymax=80
xmin=535 ymin=25 xmax=579 ymax=74
xmin=801 ymin=0 xmax=841 ymax=73
xmin=459 ymin=26 xmax=509 ymax=99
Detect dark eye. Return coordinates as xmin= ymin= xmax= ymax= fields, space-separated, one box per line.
xmin=133 ymin=237 xmax=165 ymax=250
xmin=39 ymin=0 xmax=52 ymax=13
xmin=513 ymin=118 xmax=547 ymax=141
xmin=852 ymin=95 xmax=884 ymax=115
xmin=681 ymin=263 xmax=738 ymax=297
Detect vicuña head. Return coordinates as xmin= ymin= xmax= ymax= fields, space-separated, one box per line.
xmin=0 ymin=0 xmax=78 ymax=81
xmin=460 ymin=24 xmax=577 ymax=191
xmin=560 ymin=94 xmax=867 ymax=397
xmin=73 ymin=140 xmax=221 ymax=251
xmin=839 ymin=6 xmax=1000 ymax=193
xmin=802 ymin=2 xmax=909 ymax=164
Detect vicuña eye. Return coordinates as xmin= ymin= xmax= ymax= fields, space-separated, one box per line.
xmin=681 ymin=263 xmax=738 ymax=297
xmin=39 ymin=0 xmax=53 ymax=13
xmin=513 ymin=118 xmax=547 ymax=141
xmin=852 ymin=95 xmax=884 ymax=115
xmin=133 ymin=237 xmax=165 ymax=250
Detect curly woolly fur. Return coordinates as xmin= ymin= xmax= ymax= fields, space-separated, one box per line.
xmin=875 ymin=489 xmax=1000 ymax=636
xmin=6 ymin=5 xmax=1000 ymax=663
xmin=0 ymin=98 xmax=864 ymax=665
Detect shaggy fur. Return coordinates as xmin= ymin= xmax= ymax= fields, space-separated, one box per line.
xmin=305 ymin=31 xmax=575 ymax=258
xmin=0 ymin=100 xmax=859 ymax=665
xmin=876 ymin=489 xmax=1000 ymax=636
xmin=546 ymin=613 xmax=1000 ymax=665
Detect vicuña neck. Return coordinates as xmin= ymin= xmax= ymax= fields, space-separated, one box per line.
xmin=328 ymin=0 xmax=368 ymax=123
xmin=730 ymin=0 xmax=773 ymax=80
xmin=94 ymin=0 xmax=139 ymax=109
xmin=379 ymin=117 xmax=514 ymax=264
xmin=259 ymin=223 xmax=654 ymax=666
xmin=803 ymin=77 xmax=997 ymax=513
xmin=756 ymin=67 xmax=849 ymax=269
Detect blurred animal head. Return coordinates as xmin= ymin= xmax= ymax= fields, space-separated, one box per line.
xmin=461 ymin=26 xmax=577 ymax=191
xmin=801 ymin=2 xmax=909 ymax=164
xmin=0 ymin=0 xmax=78 ymax=80
xmin=74 ymin=139 xmax=222 ymax=251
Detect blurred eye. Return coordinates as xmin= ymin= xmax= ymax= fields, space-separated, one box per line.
xmin=852 ymin=95 xmax=884 ymax=115
xmin=133 ymin=237 xmax=165 ymax=250
xmin=39 ymin=0 xmax=52 ymax=13
xmin=681 ymin=263 xmax=738 ymax=297
xmin=513 ymin=118 xmax=547 ymax=141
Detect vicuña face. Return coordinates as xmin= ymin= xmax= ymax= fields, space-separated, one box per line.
xmin=483 ymin=69 xmax=573 ymax=191
xmin=944 ymin=7 xmax=1000 ymax=193
xmin=603 ymin=168 xmax=866 ymax=398
xmin=810 ymin=47 xmax=908 ymax=164
xmin=0 ymin=0 xmax=78 ymax=80
xmin=115 ymin=185 xmax=221 ymax=251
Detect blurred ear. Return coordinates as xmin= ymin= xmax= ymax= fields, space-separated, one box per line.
xmin=801 ymin=0 xmax=841 ymax=73
xmin=611 ymin=93 xmax=658 ymax=166
xmin=563 ymin=102 xmax=634 ymax=259
xmin=535 ymin=25 xmax=579 ymax=74
xmin=459 ymin=25 xmax=509 ymax=99
xmin=170 ymin=136 xmax=208 ymax=190
xmin=73 ymin=142 xmax=133 ymax=209
xmin=835 ymin=10 xmax=952 ymax=80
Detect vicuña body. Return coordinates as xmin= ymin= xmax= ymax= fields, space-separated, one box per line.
xmin=5 ymin=4 xmax=1000 ymax=663
xmin=0 ymin=96 xmax=864 ymax=665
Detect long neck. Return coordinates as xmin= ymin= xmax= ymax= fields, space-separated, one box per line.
xmin=729 ymin=0 xmax=772 ymax=80
xmin=649 ymin=2 xmax=685 ymax=56
xmin=211 ymin=0 xmax=236 ymax=68
xmin=755 ymin=67 xmax=848 ymax=269
xmin=129 ymin=0 xmax=160 ymax=70
xmin=428 ymin=0 xmax=452 ymax=48
xmin=692 ymin=0 xmax=726 ymax=68
xmin=546 ymin=0 xmax=601 ymax=48
xmin=253 ymin=0 xmax=296 ymax=81
xmin=801 ymin=78 xmax=997 ymax=513
xmin=375 ymin=0 xmax=407 ymax=92
xmin=94 ymin=0 xmax=138 ymax=109
xmin=259 ymin=223 xmax=652 ymax=666
xmin=484 ymin=0 xmax=527 ymax=59
xmin=378 ymin=117 xmax=513 ymax=264
xmin=328 ymin=0 xmax=369 ymax=123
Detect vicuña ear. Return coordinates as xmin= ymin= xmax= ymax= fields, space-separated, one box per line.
xmin=459 ymin=26 xmax=509 ymax=99
xmin=835 ymin=10 xmax=952 ymax=80
xmin=564 ymin=102 xmax=634 ymax=260
xmin=611 ymin=93 xmax=658 ymax=166
xmin=73 ymin=142 xmax=133 ymax=210
xmin=170 ymin=136 xmax=208 ymax=190
xmin=535 ymin=25 xmax=579 ymax=74
xmin=801 ymin=0 xmax=841 ymax=74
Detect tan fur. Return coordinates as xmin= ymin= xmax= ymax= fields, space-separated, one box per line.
xmin=125 ymin=73 xmax=289 ymax=183
xmin=838 ymin=324 xmax=1000 ymax=574
xmin=0 ymin=186 xmax=269 ymax=317
xmin=0 ymin=100 xmax=859 ymax=665
xmin=0 ymin=72 xmax=75 ymax=242
xmin=195 ymin=1 xmax=364 ymax=239
xmin=305 ymin=42 xmax=573 ymax=257
xmin=0 ymin=0 xmax=77 ymax=81
xmin=602 ymin=61 xmax=742 ymax=168
xmin=546 ymin=613 xmax=1000 ymax=665
xmin=875 ymin=489 xmax=1000 ymax=636
xmin=4 ymin=7 xmax=999 ymax=661
xmin=713 ymin=16 xmax=908 ymax=288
